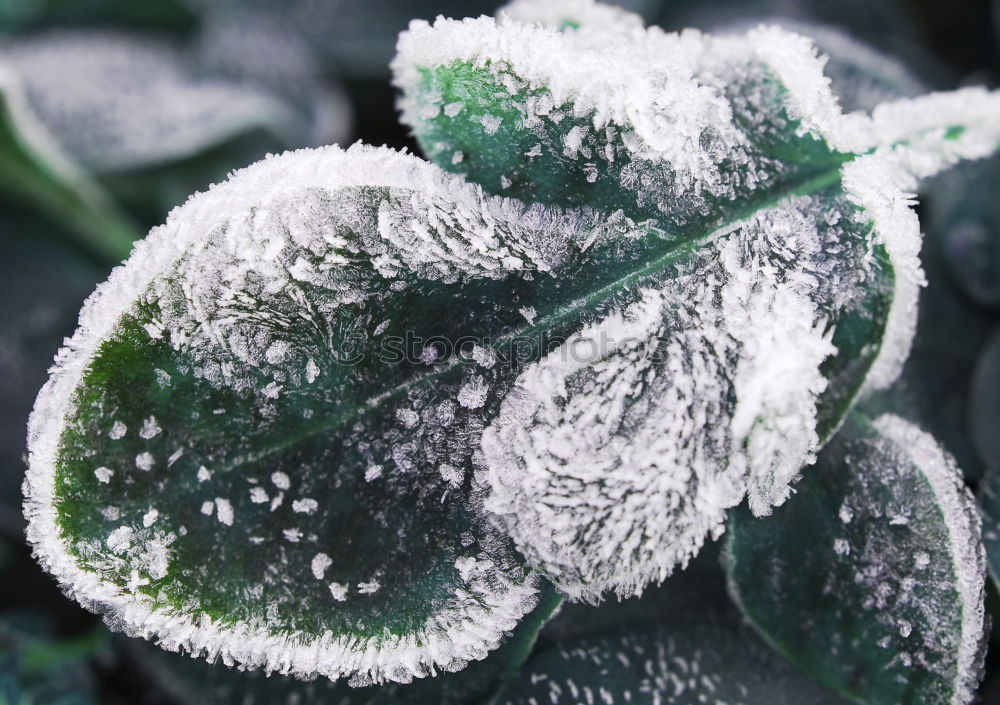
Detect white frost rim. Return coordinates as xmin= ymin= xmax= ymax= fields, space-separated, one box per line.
xmin=873 ymin=414 xmax=988 ymax=705
xmin=842 ymin=155 xmax=924 ymax=399
xmin=22 ymin=142 xmax=540 ymax=685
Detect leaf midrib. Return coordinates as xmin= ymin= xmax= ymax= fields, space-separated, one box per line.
xmin=220 ymin=162 xmax=850 ymax=473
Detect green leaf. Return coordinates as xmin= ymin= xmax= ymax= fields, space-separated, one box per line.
xmin=25 ymin=6 xmax=1000 ymax=682
xmin=25 ymin=144 xmax=570 ymax=685
xmin=391 ymin=5 xmax=965 ymax=599
xmin=726 ymin=413 xmax=988 ymax=705
xmin=0 ymin=70 xmax=139 ymax=263
xmin=126 ymin=583 xmax=564 ymax=705
xmin=494 ymin=618 xmax=852 ymax=705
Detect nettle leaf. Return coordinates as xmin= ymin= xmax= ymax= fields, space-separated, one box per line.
xmin=389 ymin=4 xmax=1000 ymax=600
xmin=493 ymin=619 xmax=852 ymax=705
xmin=726 ymin=413 xmax=988 ymax=705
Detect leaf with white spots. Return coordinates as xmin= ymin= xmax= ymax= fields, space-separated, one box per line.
xmin=23 ymin=1 xmax=1000 ymax=687
xmin=126 ymin=583 xmax=564 ymax=705
xmin=390 ymin=0 xmax=1000 ymax=603
xmin=494 ymin=619 xmax=852 ymax=705
xmin=726 ymin=413 xmax=988 ymax=705
xmin=26 ymin=144 xmax=574 ymax=685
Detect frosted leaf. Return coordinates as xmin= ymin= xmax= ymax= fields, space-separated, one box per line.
xmin=394 ymin=14 xmax=870 ymax=224
xmin=393 ymin=10 xmax=931 ymax=404
xmin=479 ymin=184 xmax=893 ymax=600
xmin=727 ymin=413 xmax=987 ymax=705
xmin=499 ymin=0 xmax=645 ymax=36
xmin=496 ymin=620 xmax=850 ymax=705
xmin=864 ymin=88 xmax=1000 ymax=187
xmin=763 ymin=21 xmax=926 ymax=113
xmin=24 ymin=144 xmax=555 ymax=685
xmin=123 ymin=580 xmax=564 ymax=705
xmin=0 ymin=31 xmax=299 ymax=173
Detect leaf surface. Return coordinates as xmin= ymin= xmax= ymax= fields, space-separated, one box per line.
xmin=393 ymin=6 xmax=930 ymax=599
xmin=494 ymin=619 xmax=852 ymax=705
xmin=726 ymin=413 xmax=988 ymax=705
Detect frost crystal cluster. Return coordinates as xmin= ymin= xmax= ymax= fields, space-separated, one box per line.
xmin=19 ymin=0 xmax=1000 ymax=691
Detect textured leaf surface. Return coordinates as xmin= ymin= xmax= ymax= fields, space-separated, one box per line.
xmin=26 ymin=3 xmax=1000 ymax=683
xmin=127 ymin=583 xmax=563 ymax=705
xmin=26 ymin=145 xmax=556 ymax=685
xmin=393 ymin=5 xmax=930 ymax=600
xmin=494 ymin=619 xmax=851 ymax=705
xmin=726 ymin=413 xmax=987 ymax=705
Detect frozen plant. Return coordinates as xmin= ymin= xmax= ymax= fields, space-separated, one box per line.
xmin=19 ymin=1 xmax=1000 ymax=703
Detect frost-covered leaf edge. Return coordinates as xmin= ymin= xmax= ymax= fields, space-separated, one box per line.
xmin=21 ymin=143 xmax=543 ymax=687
